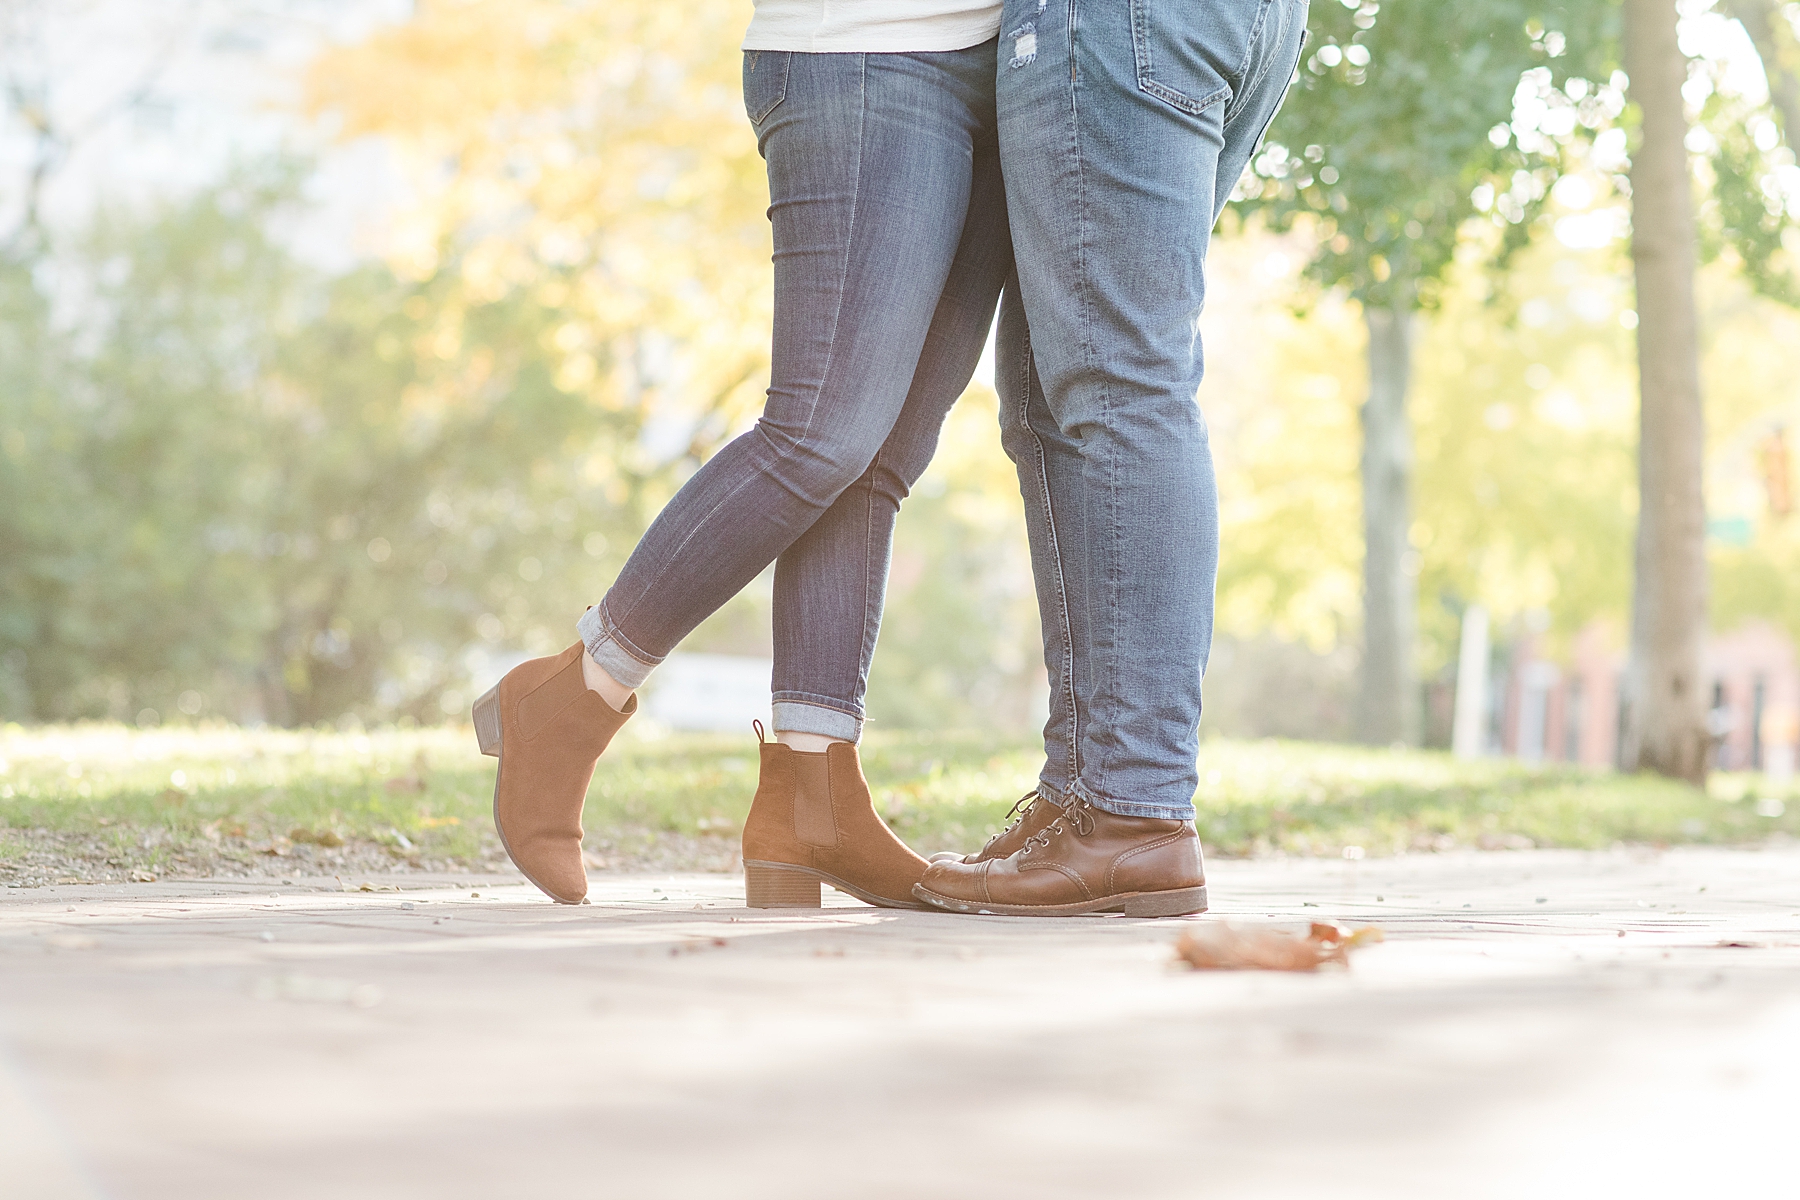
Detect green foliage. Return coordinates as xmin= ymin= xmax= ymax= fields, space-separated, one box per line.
xmin=0 ymin=175 xmax=666 ymax=724
xmin=1701 ymin=90 xmax=1800 ymax=305
xmin=1 ymin=173 xmax=304 ymax=721
xmin=1235 ymin=0 xmax=1619 ymax=308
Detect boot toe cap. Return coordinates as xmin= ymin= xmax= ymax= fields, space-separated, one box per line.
xmin=917 ymin=859 xmax=990 ymax=906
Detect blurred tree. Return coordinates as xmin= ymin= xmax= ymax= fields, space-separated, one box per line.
xmin=1234 ymin=0 xmax=1616 ymax=746
xmin=1620 ymin=0 xmax=1708 ymax=782
xmin=1615 ymin=0 xmax=1800 ymax=783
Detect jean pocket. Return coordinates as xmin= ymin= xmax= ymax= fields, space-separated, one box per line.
xmin=743 ymin=50 xmax=792 ymax=125
xmin=1129 ymin=0 xmax=1274 ymax=117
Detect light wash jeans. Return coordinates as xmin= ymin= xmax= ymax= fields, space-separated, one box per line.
xmin=580 ymin=43 xmax=1010 ymax=742
xmin=995 ymin=0 xmax=1308 ymax=818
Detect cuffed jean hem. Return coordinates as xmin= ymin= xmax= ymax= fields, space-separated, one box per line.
xmin=576 ymin=605 xmax=660 ymax=690
xmin=771 ymin=696 xmax=863 ymax=743
xmin=1037 ymin=775 xmax=1197 ymax=822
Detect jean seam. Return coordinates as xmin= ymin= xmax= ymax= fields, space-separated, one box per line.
xmin=1224 ymin=4 xmax=1307 ymax=194
xmin=1016 ymin=324 xmax=1082 ymax=801
xmin=857 ymin=441 xmax=884 ymax=712
xmin=1224 ymin=0 xmax=1280 ymax=131
xmin=1069 ymin=5 xmax=1114 ymax=807
xmin=800 ymin=53 xmax=868 ymax=454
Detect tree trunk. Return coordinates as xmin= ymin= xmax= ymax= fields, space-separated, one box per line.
xmin=1621 ymin=0 xmax=1710 ymax=784
xmin=1356 ymin=296 xmax=1418 ymax=746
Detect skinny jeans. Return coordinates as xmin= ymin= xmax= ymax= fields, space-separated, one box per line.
xmin=579 ymin=42 xmax=1010 ymax=742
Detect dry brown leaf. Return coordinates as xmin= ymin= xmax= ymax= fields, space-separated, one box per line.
xmin=1174 ymin=921 xmax=1383 ymax=972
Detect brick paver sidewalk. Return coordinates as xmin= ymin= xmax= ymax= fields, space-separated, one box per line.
xmin=5 ymin=846 xmax=1798 ymax=1199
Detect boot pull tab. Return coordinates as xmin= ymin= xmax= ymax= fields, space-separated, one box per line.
xmin=752 ymin=719 xmax=766 ymax=744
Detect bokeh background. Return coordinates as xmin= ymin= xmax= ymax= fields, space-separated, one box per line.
xmin=1 ymin=0 xmax=1796 ymax=772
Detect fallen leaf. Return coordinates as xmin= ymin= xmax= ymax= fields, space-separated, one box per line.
xmin=129 ymin=869 xmax=157 ymax=883
xmin=1174 ymin=921 xmax=1383 ymax=972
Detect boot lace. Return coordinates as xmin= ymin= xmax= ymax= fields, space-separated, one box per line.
xmin=1020 ymin=797 xmax=1093 ymax=856
xmin=977 ymin=791 xmax=1041 ymax=854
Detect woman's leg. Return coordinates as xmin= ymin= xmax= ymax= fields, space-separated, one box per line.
xmin=768 ymin=116 xmax=1010 ymax=745
xmin=578 ymin=46 xmax=1001 ymax=695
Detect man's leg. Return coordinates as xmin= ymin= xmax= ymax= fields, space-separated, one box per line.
xmin=1000 ymin=0 xmax=1307 ymax=818
xmin=914 ymin=0 xmax=1307 ymax=915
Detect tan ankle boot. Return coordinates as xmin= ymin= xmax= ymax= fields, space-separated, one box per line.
xmin=473 ymin=640 xmax=634 ymax=904
xmin=741 ymin=736 xmax=929 ymax=910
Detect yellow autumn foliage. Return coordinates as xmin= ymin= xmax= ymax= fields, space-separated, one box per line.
xmin=307 ymin=0 xmax=771 ymax=432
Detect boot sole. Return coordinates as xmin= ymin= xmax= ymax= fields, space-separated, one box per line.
xmin=473 ymin=684 xmax=589 ymax=906
xmin=910 ymin=882 xmax=1208 ymax=918
xmin=744 ymin=860 xmax=930 ymax=912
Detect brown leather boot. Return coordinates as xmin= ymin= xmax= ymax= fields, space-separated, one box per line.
xmin=912 ymin=796 xmax=1207 ymax=917
xmin=927 ymin=791 xmax=1064 ymax=864
xmin=473 ymin=641 xmax=634 ymax=904
xmin=741 ymin=735 xmax=930 ymax=910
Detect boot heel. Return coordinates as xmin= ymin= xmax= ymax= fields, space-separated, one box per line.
xmin=472 ymin=686 xmax=502 ymax=758
xmin=745 ymin=862 xmax=822 ymax=909
xmin=1120 ymin=885 xmax=1208 ymax=918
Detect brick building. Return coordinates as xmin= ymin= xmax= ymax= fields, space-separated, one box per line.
xmin=1490 ymin=619 xmax=1798 ymax=777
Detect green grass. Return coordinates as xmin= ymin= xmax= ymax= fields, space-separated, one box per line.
xmin=1 ymin=722 xmax=1796 ymax=877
